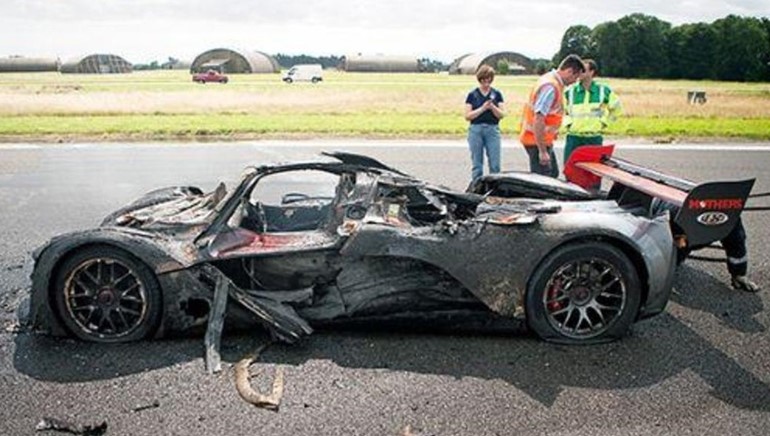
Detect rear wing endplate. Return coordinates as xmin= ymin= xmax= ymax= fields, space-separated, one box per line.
xmin=565 ymin=145 xmax=755 ymax=247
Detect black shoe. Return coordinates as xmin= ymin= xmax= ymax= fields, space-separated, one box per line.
xmin=731 ymin=275 xmax=760 ymax=293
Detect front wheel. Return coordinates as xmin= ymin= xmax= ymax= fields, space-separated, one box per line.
xmin=53 ymin=245 xmax=163 ymax=343
xmin=526 ymin=242 xmax=641 ymax=344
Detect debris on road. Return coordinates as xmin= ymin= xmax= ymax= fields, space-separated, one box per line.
xmin=234 ymin=343 xmax=285 ymax=411
xmin=131 ymin=400 xmax=160 ymax=413
xmin=400 ymin=425 xmax=426 ymax=436
xmin=4 ymin=321 xmax=21 ymax=333
xmin=35 ymin=417 xmax=107 ymax=435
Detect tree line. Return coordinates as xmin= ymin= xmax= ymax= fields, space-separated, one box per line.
xmin=274 ymin=54 xmax=448 ymax=72
xmin=553 ymin=13 xmax=770 ymax=82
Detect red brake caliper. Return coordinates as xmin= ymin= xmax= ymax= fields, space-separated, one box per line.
xmin=547 ymin=279 xmax=563 ymax=312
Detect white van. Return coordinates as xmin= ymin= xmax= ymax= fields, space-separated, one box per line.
xmin=282 ymin=64 xmax=323 ymax=83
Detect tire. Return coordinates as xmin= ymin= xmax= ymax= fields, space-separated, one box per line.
xmin=284 ymin=78 xmax=293 ymax=84
xmin=311 ymin=77 xmax=320 ymax=83
xmin=220 ymin=78 xmax=228 ymax=84
xmin=53 ymin=245 xmax=163 ymax=343
xmin=526 ymin=242 xmax=641 ymax=344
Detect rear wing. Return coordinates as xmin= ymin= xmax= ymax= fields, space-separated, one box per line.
xmin=564 ymin=145 xmax=755 ymax=247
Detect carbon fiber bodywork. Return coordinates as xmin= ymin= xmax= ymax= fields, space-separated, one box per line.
xmin=28 ymin=153 xmax=676 ymax=343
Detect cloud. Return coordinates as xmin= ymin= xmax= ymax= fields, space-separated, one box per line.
xmin=1 ymin=0 xmax=768 ymax=63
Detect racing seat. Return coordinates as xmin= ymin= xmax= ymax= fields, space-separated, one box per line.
xmin=242 ymin=201 xmax=331 ymax=233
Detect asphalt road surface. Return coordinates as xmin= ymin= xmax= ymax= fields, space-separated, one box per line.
xmin=1 ymin=140 xmax=769 ymax=436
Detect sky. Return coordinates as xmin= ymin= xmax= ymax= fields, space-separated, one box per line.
xmin=2 ymin=0 xmax=769 ymax=64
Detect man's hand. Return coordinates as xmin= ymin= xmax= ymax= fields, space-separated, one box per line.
xmin=533 ymin=114 xmax=549 ymax=165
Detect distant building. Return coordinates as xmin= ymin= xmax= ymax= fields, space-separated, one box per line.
xmin=190 ymin=48 xmax=279 ymax=74
xmin=449 ymin=52 xmax=534 ymax=75
xmin=340 ymin=54 xmax=421 ymax=72
xmin=0 ymin=56 xmax=59 ymax=73
xmin=162 ymin=59 xmax=191 ymax=70
xmin=60 ymin=54 xmax=132 ymax=74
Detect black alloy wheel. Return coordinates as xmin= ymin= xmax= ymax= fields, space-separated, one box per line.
xmin=53 ymin=246 xmax=162 ymax=342
xmin=526 ymin=242 xmax=641 ymax=344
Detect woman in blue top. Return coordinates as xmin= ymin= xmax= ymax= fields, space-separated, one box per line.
xmin=464 ymin=65 xmax=506 ymax=182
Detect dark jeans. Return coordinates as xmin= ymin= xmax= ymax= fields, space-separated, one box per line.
xmin=524 ymin=146 xmax=559 ymax=178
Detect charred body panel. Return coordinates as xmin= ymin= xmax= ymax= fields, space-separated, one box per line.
xmin=341 ymin=200 xmax=673 ymax=319
xmin=467 ymin=171 xmax=594 ymax=201
xmin=29 ymin=151 xmax=678 ymax=345
xmin=469 ymin=172 xmax=675 ymax=319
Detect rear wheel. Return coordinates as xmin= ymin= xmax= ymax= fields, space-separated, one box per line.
xmin=526 ymin=242 xmax=641 ymax=344
xmin=53 ymin=246 xmax=162 ymax=342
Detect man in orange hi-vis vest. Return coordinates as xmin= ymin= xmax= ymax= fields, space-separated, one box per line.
xmin=520 ymin=55 xmax=585 ymax=177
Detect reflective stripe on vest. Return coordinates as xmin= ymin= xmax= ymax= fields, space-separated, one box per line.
xmin=565 ymin=83 xmax=616 ymax=135
xmin=520 ymin=73 xmax=564 ymax=147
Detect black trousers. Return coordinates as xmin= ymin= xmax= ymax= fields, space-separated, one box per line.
xmin=722 ymin=218 xmax=748 ymax=276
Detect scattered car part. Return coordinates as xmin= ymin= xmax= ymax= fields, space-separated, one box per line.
xmin=234 ymin=343 xmax=284 ymax=410
xmin=204 ymin=275 xmax=228 ymax=374
xmin=131 ymin=400 xmax=160 ymax=413
xmin=35 ymin=417 xmax=107 ymax=436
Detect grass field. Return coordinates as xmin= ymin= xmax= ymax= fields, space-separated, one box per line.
xmin=1 ymin=70 xmax=769 ymax=141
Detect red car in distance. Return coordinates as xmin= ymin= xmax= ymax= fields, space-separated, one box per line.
xmin=192 ymin=70 xmax=229 ymax=84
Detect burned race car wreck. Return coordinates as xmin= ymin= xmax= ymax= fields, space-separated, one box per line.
xmin=28 ymin=151 xmax=684 ymax=346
